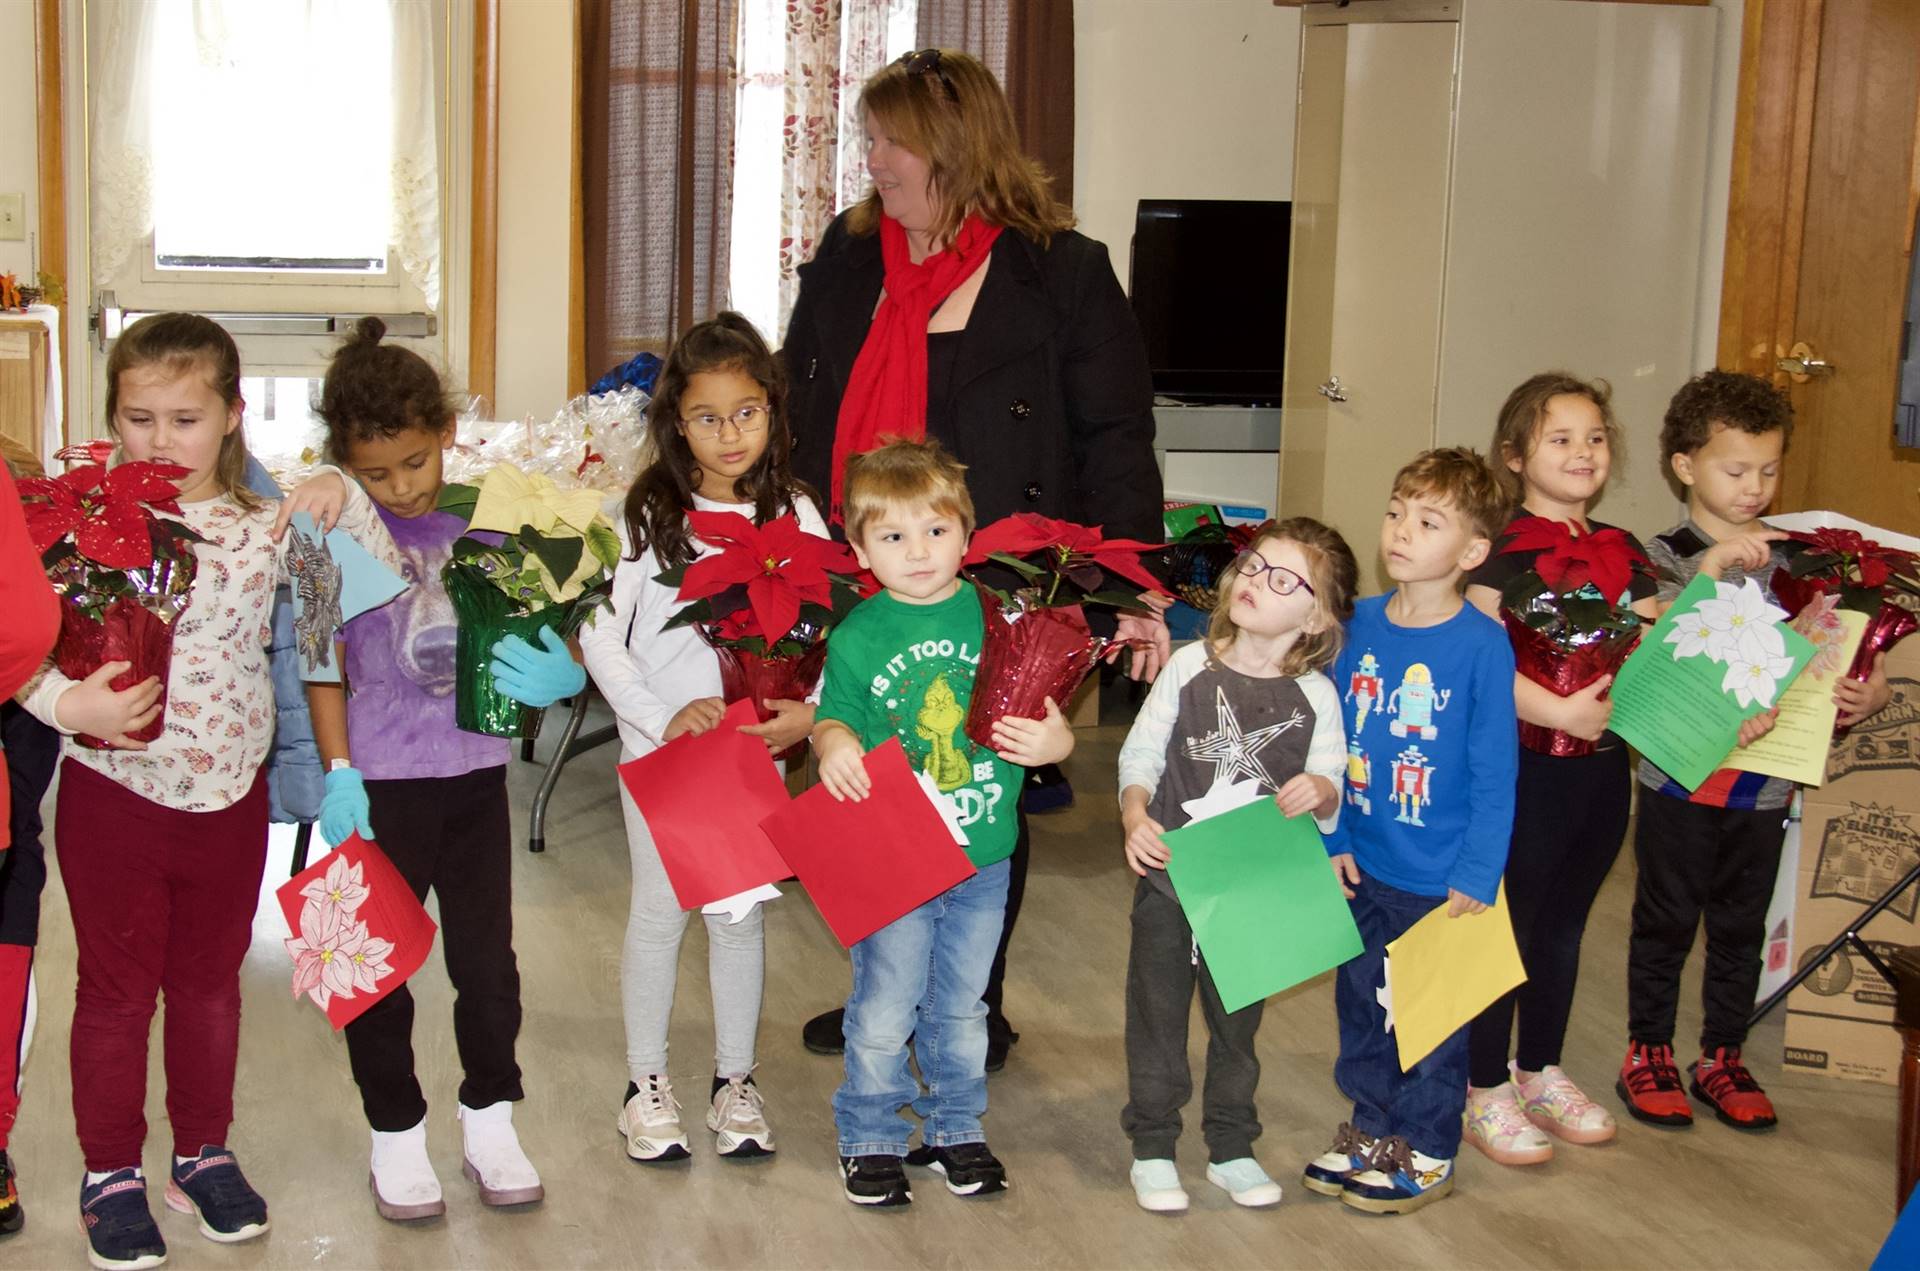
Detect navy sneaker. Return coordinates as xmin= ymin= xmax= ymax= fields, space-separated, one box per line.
xmin=1302 ymin=1122 xmax=1376 ymax=1197
xmin=905 ymin=1142 xmax=1008 ymax=1197
xmin=1339 ymin=1135 xmax=1454 ymax=1215
xmin=0 ymin=1150 xmax=21 ymax=1235
xmin=78 ymin=1168 xmax=167 ymax=1270
xmin=164 ymin=1147 xmax=268 ymax=1243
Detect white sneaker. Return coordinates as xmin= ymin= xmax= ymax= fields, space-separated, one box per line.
xmin=456 ymin=1101 xmax=544 ymax=1206
xmin=1463 ymin=1082 xmax=1553 ymax=1166
xmin=369 ymin=1118 xmax=445 ymax=1222
xmin=618 ymin=1074 xmax=690 ymax=1163
xmin=1129 ymin=1158 xmax=1188 ymax=1213
xmin=1206 ymin=1157 xmax=1282 ymax=1208
xmin=707 ymin=1075 xmax=775 ymax=1158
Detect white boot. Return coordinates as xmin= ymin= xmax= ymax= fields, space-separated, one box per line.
xmin=457 ymin=1101 xmax=544 ymax=1206
xmin=370 ymin=1119 xmax=446 ymax=1222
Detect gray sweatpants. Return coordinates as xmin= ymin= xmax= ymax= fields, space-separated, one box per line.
xmin=1120 ymin=876 xmax=1265 ymax=1163
xmin=617 ymin=762 xmax=764 ymax=1082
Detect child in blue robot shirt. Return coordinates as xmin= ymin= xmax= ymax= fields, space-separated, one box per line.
xmin=1306 ymin=449 xmax=1517 ymax=1217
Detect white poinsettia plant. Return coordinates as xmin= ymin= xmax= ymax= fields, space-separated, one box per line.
xmin=1665 ymin=577 xmax=1795 ymax=709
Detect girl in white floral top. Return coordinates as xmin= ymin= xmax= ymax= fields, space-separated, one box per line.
xmin=14 ymin=314 xmax=394 ymax=1269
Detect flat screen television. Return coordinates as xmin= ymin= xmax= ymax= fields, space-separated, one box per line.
xmin=1128 ymin=199 xmax=1290 ymax=406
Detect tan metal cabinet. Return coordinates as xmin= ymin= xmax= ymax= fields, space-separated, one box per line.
xmin=1278 ymin=0 xmax=1715 ymax=587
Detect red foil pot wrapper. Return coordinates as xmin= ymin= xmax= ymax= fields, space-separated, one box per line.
xmin=963 ymin=588 xmax=1105 ymax=751
xmin=54 ymin=593 xmax=181 ymax=748
xmin=1501 ymin=611 xmax=1641 ymax=758
xmin=711 ymin=641 xmax=828 ymax=764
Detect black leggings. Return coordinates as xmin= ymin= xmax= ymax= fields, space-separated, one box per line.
xmin=1467 ymin=745 xmax=1630 ymax=1087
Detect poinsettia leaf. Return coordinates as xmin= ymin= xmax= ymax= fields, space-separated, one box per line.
xmin=1063 ymin=562 xmax=1106 ymax=593
xmin=1790 ymin=551 xmax=1842 ymax=579
xmin=22 ymin=500 xmax=83 ymax=553
xmin=1083 ymin=589 xmax=1151 ymax=611
xmin=437 ymin=482 xmax=480 ymax=521
xmin=75 ymin=499 xmax=157 ymax=569
xmin=518 ymin=524 xmax=584 ymax=589
xmin=1502 ymin=574 xmax=1548 ymax=612
xmin=585 ymin=522 xmax=622 ymax=572
xmin=986 ymin=551 xmax=1046 ymax=579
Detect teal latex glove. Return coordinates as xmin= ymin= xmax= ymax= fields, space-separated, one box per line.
xmin=320 ymin=766 xmax=375 ymax=844
xmin=490 ymin=625 xmax=586 ymax=709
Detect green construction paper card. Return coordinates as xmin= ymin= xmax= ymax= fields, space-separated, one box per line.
xmin=1608 ymin=573 xmax=1816 ymax=791
xmin=1164 ymin=797 xmax=1364 ymax=1012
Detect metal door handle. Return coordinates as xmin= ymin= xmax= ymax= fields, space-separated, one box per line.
xmin=1777 ymin=341 xmax=1836 ymax=382
xmin=1317 ymin=376 xmax=1349 ymax=403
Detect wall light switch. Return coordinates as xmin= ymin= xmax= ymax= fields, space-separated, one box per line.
xmin=0 ymin=194 xmax=23 ymax=241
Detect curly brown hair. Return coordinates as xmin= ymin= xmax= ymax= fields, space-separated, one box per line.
xmin=315 ymin=317 xmax=461 ymax=459
xmin=1659 ymin=369 xmax=1794 ymax=465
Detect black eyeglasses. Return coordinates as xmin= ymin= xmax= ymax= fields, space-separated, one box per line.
xmin=1233 ymin=550 xmax=1315 ymax=598
xmin=897 ymin=48 xmax=958 ymax=102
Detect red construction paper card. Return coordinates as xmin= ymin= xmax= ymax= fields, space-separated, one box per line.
xmin=277 ymin=835 xmax=437 ymax=1031
xmin=759 ymin=737 xmax=978 ymax=948
xmin=617 ymin=697 xmax=794 ymax=910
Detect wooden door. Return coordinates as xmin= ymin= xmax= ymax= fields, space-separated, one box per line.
xmin=1278 ymin=18 xmax=1459 ymax=590
xmin=1720 ymin=0 xmax=1920 ymax=528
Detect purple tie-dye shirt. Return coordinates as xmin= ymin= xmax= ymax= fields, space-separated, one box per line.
xmin=341 ymin=503 xmax=511 ymax=779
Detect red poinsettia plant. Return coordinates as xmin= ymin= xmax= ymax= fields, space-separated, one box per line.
xmin=1773 ymin=527 xmax=1920 ymax=685
xmin=1496 ymin=516 xmax=1653 ymax=757
xmin=959 ymin=513 xmax=1169 ymax=748
xmin=17 ymin=446 xmax=205 ymax=747
xmin=657 ymin=510 xmax=868 ymax=756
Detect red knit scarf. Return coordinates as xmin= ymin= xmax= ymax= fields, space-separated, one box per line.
xmin=829 ymin=211 xmax=1002 ymax=519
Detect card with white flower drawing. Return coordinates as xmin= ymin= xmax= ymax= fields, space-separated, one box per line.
xmin=1608 ymin=573 xmax=1816 ymax=791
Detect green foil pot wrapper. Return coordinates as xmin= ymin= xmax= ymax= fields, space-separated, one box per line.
xmin=444 ymin=560 xmax=606 ymax=739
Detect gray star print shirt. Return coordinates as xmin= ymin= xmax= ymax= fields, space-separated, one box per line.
xmin=1117 ymin=641 xmax=1347 ymax=899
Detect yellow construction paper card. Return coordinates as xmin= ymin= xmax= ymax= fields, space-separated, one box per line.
xmin=1384 ymin=886 xmax=1526 ymax=1072
xmin=1732 ymin=603 xmax=1868 ymax=786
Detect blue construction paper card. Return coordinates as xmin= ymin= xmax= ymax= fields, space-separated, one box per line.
xmin=286 ymin=511 xmax=408 ymax=682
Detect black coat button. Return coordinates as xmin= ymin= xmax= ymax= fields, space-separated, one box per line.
xmin=1010 ymin=398 xmax=1032 ymax=419
xmin=1024 ymin=482 xmax=1043 ymax=502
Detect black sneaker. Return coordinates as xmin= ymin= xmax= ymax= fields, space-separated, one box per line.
xmin=985 ymin=1017 xmax=1020 ymax=1074
xmin=803 ymin=1008 xmax=847 ymax=1056
xmin=840 ymin=1155 xmax=912 ymax=1207
xmin=905 ymin=1142 xmax=1008 ymax=1197
xmin=163 ymin=1147 xmax=268 ymax=1243
xmin=78 ymin=1169 xmax=167 ymax=1270
xmin=0 ymin=1151 xmax=20 ymax=1236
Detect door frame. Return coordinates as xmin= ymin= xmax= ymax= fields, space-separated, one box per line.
xmin=32 ymin=0 xmax=507 ymax=440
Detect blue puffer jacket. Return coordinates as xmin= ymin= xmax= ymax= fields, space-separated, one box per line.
xmin=244 ymin=456 xmax=323 ymax=824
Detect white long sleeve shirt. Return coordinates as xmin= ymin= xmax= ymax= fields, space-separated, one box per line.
xmin=580 ymin=493 xmax=829 ymax=758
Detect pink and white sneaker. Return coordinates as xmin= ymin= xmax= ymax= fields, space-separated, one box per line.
xmin=1463 ymin=1082 xmax=1553 ymax=1166
xmin=1514 ymin=1063 xmax=1617 ymax=1145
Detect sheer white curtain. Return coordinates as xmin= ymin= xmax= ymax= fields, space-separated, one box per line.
xmin=88 ymin=0 xmax=441 ymax=306
xmin=728 ymin=0 xmax=915 ymax=346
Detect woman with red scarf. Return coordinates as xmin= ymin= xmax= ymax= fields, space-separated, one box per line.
xmin=782 ymin=49 xmax=1167 ymax=1069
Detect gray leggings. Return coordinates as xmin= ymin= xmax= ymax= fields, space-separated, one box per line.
xmin=617 ymin=766 xmax=764 ymax=1082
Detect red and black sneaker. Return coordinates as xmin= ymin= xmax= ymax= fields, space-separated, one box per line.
xmin=1688 ymin=1047 xmax=1778 ymax=1131
xmin=1616 ymin=1041 xmax=1694 ymax=1127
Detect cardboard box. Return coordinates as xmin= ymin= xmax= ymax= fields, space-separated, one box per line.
xmin=1782 ymin=629 xmax=1920 ymax=1085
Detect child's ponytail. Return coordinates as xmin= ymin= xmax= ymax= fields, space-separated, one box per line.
xmin=315 ymin=316 xmax=462 ymax=460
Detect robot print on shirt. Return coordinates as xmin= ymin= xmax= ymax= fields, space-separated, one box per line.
xmin=1345 ymin=738 xmax=1372 ymax=815
xmin=1391 ymin=745 xmax=1434 ymax=826
xmin=1183 ymin=685 xmax=1306 ymax=790
xmin=1387 ymin=662 xmax=1450 ymax=740
xmin=1348 ymin=651 xmax=1384 ymax=735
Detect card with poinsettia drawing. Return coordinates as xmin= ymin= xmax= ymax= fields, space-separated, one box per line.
xmin=1609 ymin=574 xmax=1816 ymax=791
xmin=276 ymin=836 xmax=436 ymax=1030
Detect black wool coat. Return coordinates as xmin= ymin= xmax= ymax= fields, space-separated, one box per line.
xmin=780 ymin=211 xmax=1165 ymax=545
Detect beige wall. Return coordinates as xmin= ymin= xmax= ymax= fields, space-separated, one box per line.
xmin=492 ymin=0 xmax=575 ymax=422
xmin=1072 ymin=0 xmax=1300 ymax=292
xmin=0 ymin=0 xmax=42 ymax=282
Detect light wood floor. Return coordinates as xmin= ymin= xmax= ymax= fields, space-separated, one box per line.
xmin=4 ymin=701 xmax=1899 ymax=1269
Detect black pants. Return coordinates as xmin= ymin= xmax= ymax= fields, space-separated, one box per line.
xmin=0 ymin=703 xmax=58 ymax=947
xmin=1467 ymin=746 xmax=1630 ymax=1086
xmin=1627 ymin=791 xmax=1787 ymax=1053
xmin=980 ymin=806 xmax=1028 ymax=1031
xmin=344 ymin=766 xmax=524 ymax=1132
xmin=1119 ymin=878 xmax=1264 ymax=1163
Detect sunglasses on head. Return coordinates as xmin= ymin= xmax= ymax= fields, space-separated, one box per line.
xmin=897 ymin=48 xmax=958 ymax=102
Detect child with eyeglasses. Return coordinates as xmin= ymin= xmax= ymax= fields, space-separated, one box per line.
xmin=580 ymin=312 xmax=826 ymax=1165
xmin=1115 ymin=517 xmax=1358 ymax=1213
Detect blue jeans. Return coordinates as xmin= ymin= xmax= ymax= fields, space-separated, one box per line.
xmin=1335 ymin=876 xmax=1469 ymax=1160
xmin=834 ymin=859 xmax=1012 ymax=1157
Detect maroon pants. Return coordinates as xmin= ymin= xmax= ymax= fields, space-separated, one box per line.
xmin=55 ymin=759 xmax=269 ymax=1169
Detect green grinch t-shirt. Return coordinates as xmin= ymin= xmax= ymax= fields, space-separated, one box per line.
xmin=816 ymin=584 xmax=1019 ymax=867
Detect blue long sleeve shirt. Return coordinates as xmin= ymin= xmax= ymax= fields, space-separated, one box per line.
xmin=1326 ymin=594 xmax=1517 ymax=904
